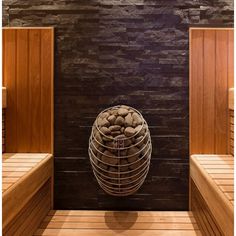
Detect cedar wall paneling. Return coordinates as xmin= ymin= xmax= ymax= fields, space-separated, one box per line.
xmin=2 ymin=0 xmax=233 ymax=210
xmin=190 ymin=28 xmax=234 ymax=155
xmin=2 ymin=28 xmax=54 ymax=154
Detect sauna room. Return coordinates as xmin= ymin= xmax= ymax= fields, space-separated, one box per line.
xmin=1 ymin=1 xmax=235 ymax=236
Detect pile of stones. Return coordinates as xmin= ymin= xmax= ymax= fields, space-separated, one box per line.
xmin=89 ymin=105 xmax=152 ymax=196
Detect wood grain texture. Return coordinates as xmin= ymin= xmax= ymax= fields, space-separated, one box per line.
xmin=189 ymin=28 xmax=234 ymax=155
xmin=215 ymin=30 xmax=228 ymax=154
xmin=2 ymin=87 xmax=7 ymax=108
xmin=2 ymin=153 xmax=51 ymax=193
xmin=2 ymin=153 xmax=53 ymax=231
xmin=3 ymin=180 xmax=51 ymax=236
xmin=228 ymin=89 xmax=234 ymax=110
xmin=190 ymin=155 xmax=234 ymax=236
xmin=228 ymin=31 xmax=234 ymax=88
xmin=191 ymin=180 xmax=223 ymax=236
xmin=230 ymin=110 xmax=234 ymax=155
xmin=3 ymin=29 xmax=17 ymax=151
xmin=16 ymin=29 xmax=30 ymax=152
xmin=34 ymin=210 xmax=202 ymax=236
xmin=202 ymin=30 xmax=215 ymax=153
xmin=2 ymin=28 xmax=54 ymax=154
xmin=190 ymin=29 xmax=204 ymax=154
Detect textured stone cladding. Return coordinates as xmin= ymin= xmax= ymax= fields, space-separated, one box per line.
xmin=3 ymin=0 xmax=233 ymax=210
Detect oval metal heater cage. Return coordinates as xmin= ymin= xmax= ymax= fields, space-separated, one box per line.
xmin=88 ymin=105 xmax=152 ymax=196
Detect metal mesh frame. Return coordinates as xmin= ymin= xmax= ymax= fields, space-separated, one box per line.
xmin=88 ymin=105 xmax=152 ymax=196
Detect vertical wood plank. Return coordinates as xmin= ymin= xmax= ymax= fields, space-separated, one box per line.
xmin=228 ymin=30 xmax=234 ymax=89
xmin=190 ymin=29 xmax=204 ymax=154
xmin=3 ymin=30 xmax=6 ymax=86
xmin=5 ymin=29 xmax=17 ymax=152
xmin=3 ymin=28 xmax=54 ymax=153
xmin=16 ymin=29 xmax=30 ymax=152
xmin=215 ymin=30 xmax=228 ymax=154
xmin=203 ymin=30 xmax=216 ymax=153
xmin=29 ymin=29 xmax=41 ymax=152
xmin=40 ymin=29 xmax=53 ymax=153
xmin=228 ymin=30 xmax=234 ymax=154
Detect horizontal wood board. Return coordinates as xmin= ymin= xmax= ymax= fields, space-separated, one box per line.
xmin=34 ymin=210 xmax=202 ymax=236
xmin=191 ymin=180 xmax=223 ymax=236
xmin=2 ymin=153 xmax=53 ymax=230
xmin=190 ymin=154 xmax=234 ymax=236
xmin=3 ymin=180 xmax=51 ymax=236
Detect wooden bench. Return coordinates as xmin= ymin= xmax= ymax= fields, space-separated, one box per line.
xmin=2 ymin=153 xmax=53 ymax=236
xmin=190 ymin=154 xmax=234 ymax=236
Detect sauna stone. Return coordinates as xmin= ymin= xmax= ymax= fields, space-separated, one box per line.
xmin=107 ymin=115 xmax=116 ymax=124
xmin=109 ymin=125 xmax=121 ymax=132
xmin=100 ymin=127 xmax=111 ymax=135
xmin=124 ymin=127 xmax=136 ymax=137
xmin=125 ymin=113 xmax=133 ymax=127
xmin=89 ymin=105 xmax=152 ymax=196
xmin=114 ymin=116 xmax=125 ymax=126
xmin=118 ymin=108 xmax=129 ymax=116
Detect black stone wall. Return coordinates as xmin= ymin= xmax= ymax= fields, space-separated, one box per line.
xmin=3 ymin=0 xmax=233 ymax=210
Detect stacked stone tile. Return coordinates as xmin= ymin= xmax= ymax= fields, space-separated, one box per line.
xmin=89 ymin=105 xmax=152 ymax=196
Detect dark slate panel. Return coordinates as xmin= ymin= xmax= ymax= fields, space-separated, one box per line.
xmin=3 ymin=0 xmax=233 ymax=210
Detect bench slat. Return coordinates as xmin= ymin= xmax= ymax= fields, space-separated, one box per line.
xmin=190 ymin=154 xmax=234 ymax=236
xmin=2 ymin=153 xmax=53 ymax=230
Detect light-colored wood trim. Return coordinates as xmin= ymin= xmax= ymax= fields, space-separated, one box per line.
xmin=48 ymin=210 xmax=195 ymax=217
xmin=229 ymin=88 xmax=234 ymax=110
xmin=2 ymin=153 xmax=53 ymax=230
xmin=2 ymin=87 xmax=7 ymax=108
xmin=190 ymin=155 xmax=233 ymax=236
xmin=190 ymin=27 xmax=233 ymax=31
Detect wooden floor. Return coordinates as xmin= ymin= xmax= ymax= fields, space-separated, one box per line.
xmin=2 ymin=153 xmax=52 ymax=193
xmin=192 ymin=155 xmax=234 ymax=205
xmin=34 ymin=210 xmax=202 ymax=236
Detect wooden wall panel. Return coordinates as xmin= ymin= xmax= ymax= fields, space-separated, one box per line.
xmin=190 ymin=29 xmax=204 ymax=154
xmin=190 ymin=28 xmax=234 ymax=155
xmin=29 ymin=29 xmax=41 ymax=152
xmin=215 ymin=30 xmax=229 ymax=154
xmin=228 ymin=31 xmax=234 ymax=88
xmin=2 ymin=28 xmax=54 ymax=154
xmin=203 ymin=30 xmax=215 ymax=153
xmin=16 ymin=29 xmax=30 ymax=152
xmin=3 ymin=29 xmax=17 ymax=152
xmin=191 ymin=180 xmax=223 ymax=236
xmin=41 ymin=29 xmax=54 ymax=153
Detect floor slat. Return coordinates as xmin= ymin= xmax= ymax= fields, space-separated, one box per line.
xmin=34 ymin=210 xmax=202 ymax=236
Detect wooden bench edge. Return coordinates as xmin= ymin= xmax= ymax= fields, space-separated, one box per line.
xmin=2 ymin=153 xmax=53 ymax=230
xmin=190 ymin=155 xmax=233 ymax=236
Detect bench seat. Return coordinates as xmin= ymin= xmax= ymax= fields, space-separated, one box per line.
xmin=2 ymin=153 xmax=53 ymax=235
xmin=190 ymin=154 xmax=234 ymax=236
